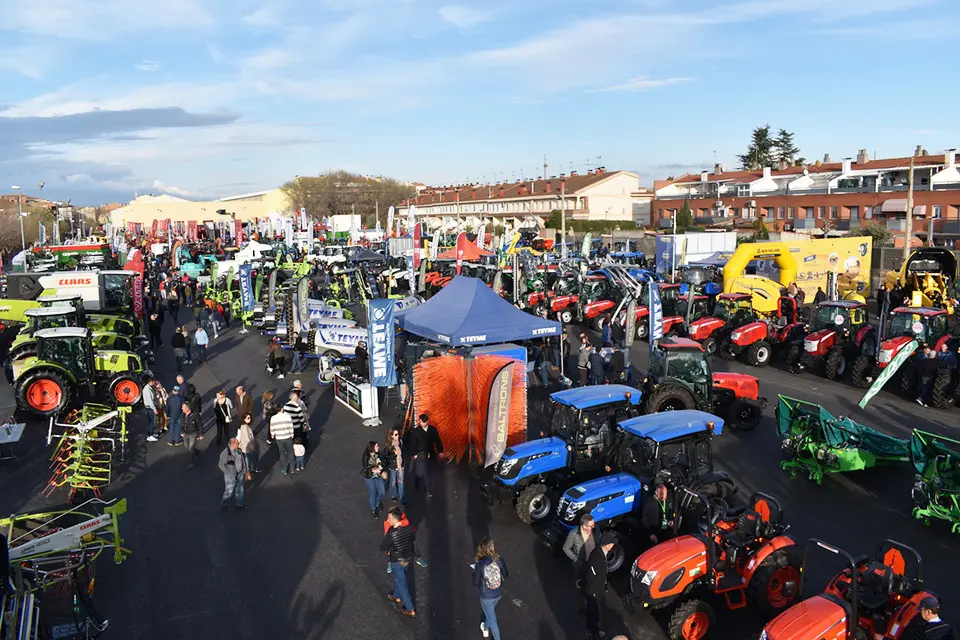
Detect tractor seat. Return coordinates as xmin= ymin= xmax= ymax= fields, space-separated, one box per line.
xmin=720 ymin=509 xmax=763 ymax=550
xmin=857 ymin=562 xmax=895 ymax=612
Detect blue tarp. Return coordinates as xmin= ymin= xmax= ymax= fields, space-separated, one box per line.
xmin=395 ymin=275 xmax=562 ymax=346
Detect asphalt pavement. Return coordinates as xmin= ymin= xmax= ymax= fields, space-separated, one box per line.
xmin=1 ymin=309 xmax=958 ymax=640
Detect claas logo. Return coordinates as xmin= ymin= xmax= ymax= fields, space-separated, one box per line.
xmin=57 ymin=277 xmax=93 ymax=286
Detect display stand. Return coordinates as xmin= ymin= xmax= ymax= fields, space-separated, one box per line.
xmin=333 ymin=371 xmax=380 ymax=421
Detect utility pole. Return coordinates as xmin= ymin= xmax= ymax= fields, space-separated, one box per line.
xmin=904 ymin=156 xmax=914 ymax=260
xmin=542 ymin=155 xmax=549 ymax=179
xmin=12 ymin=185 xmax=24 ymax=251
xmin=560 ymin=180 xmax=567 ymax=261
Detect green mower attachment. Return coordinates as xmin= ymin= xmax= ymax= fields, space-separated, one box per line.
xmin=775 ymin=395 xmax=911 ymax=484
xmin=911 ymin=430 xmax=960 ymax=535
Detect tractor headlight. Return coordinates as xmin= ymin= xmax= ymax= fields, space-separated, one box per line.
xmin=816 ymin=448 xmax=826 ymax=460
xmin=878 ymin=349 xmax=893 ymax=364
xmin=759 ymin=630 xmax=768 ymax=640
xmin=804 ymin=339 xmax=818 ymax=353
xmin=497 ymin=458 xmax=518 ymax=477
xmin=565 ymin=500 xmax=586 ymax=520
xmin=640 ymin=570 xmax=658 ymax=586
xmin=730 ymin=331 xmax=742 ymax=341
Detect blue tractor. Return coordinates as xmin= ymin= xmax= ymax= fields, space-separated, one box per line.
xmin=482 ymin=385 xmax=642 ymax=524
xmin=541 ymin=410 xmax=735 ymax=572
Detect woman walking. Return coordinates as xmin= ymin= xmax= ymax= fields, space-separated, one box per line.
xmin=362 ymin=441 xmax=386 ymax=518
xmin=213 ymin=390 xmax=234 ymax=447
xmin=473 ymin=538 xmax=508 ymax=640
xmin=260 ymin=391 xmax=279 ymax=443
xmin=384 ymin=427 xmax=405 ymax=505
xmin=237 ymin=412 xmax=261 ymax=473
xmin=266 ymin=341 xmax=286 ymax=379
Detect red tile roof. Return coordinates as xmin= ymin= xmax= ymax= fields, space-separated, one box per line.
xmin=402 ymin=170 xmax=627 ymax=206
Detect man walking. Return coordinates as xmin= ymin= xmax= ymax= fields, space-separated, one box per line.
xmin=410 ymin=413 xmax=443 ymax=497
xmin=588 ymin=346 xmax=605 ymax=386
xmin=171 ymin=327 xmax=187 ymax=373
xmin=917 ymin=347 xmax=941 ymax=407
xmin=581 ymin=532 xmax=617 ymax=640
xmin=381 ymin=507 xmax=417 ymax=618
xmin=290 ymin=332 xmax=306 ymax=374
xmin=148 ymin=313 xmax=163 ymax=349
xmin=269 ymin=405 xmax=296 ymax=476
xmin=143 ymin=376 xmax=159 ymax=442
xmin=578 ymin=342 xmax=591 ymax=387
xmin=218 ymin=438 xmax=248 ymax=510
xmin=194 ymin=324 xmax=209 ymax=363
xmin=235 ymin=385 xmax=254 ymax=422
xmin=166 ymin=385 xmax=184 ymax=446
xmin=181 ymin=402 xmax=203 ymax=468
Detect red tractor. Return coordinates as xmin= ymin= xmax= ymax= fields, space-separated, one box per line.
xmin=627 ymin=491 xmax=800 ymax=640
xmin=722 ymin=296 xmax=803 ymax=368
xmin=850 ymin=306 xmax=955 ymax=401
xmin=761 ymin=538 xmax=936 ymax=640
xmin=785 ymin=301 xmax=876 ymax=380
xmin=534 ymin=271 xmax=582 ymax=323
xmin=687 ymin=293 xmax=757 ymax=356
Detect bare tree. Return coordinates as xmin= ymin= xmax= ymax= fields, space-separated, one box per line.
xmin=281 ymin=171 xmax=416 ymax=224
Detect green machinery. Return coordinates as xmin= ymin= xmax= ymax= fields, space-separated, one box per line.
xmin=775 ymin=395 xmax=910 ymax=484
xmin=11 ymin=327 xmax=145 ymax=417
xmin=911 ymin=430 xmax=960 ymax=534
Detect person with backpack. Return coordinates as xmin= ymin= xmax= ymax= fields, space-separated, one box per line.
xmin=472 ymin=538 xmax=508 ymax=640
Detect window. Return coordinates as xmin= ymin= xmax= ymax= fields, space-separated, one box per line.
xmin=658 ymin=208 xmax=664 ymax=220
xmin=788 ymin=207 xmax=796 ymax=218
xmin=804 ymin=207 xmax=814 ymax=218
xmin=737 ymin=185 xmax=750 ymax=197
xmin=731 ymin=207 xmax=740 ymax=218
xmin=818 ymin=206 xmax=825 ymax=219
xmin=765 ymin=207 xmax=775 ymax=218
xmin=849 ymin=206 xmax=859 ymax=219
xmin=777 ymin=207 xmax=785 ymax=219
xmin=865 ymin=206 xmax=873 ymax=219
xmin=933 ymin=205 xmax=942 ymax=219
xmin=830 ymin=206 xmax=838 ymax=219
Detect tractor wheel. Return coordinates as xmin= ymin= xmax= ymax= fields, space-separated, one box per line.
xmin=515 ymin=483 xmax=552 ymax=524
xmin=850 ymin=355 xmax=873 ymax=389
xmin=667 ymin=599 xmax=714 ymax=640
xmin=726 ymin=399 xmax=761 ymax=431
xmin=701 ymin=336 xmax=717 ymax=356
xmin=605 ymin=540 xmax=626 ymax=573
xmin=930 ymin=369 xmax=953 ymax=410
xmin=534 ymin=304 xmax=549 ymax=319
xmin=645 ymin=386 xmax=697 ymax=414
xmin=860 ymin=336 xmax=876 ymax=357
xmin=747 ymin=551 xmax=801 ymax=617
xmin=15 ymin=369 xmax=71 ymax=417
xmin=824 ymin=347 xmax=846 ymax=380
xmin=786 ymin=344 xmax=803 ymax=374
xmin=745 ymin=340 xmax=771 ymax=367
xmin=591 ymin=316 xmax=604 ymax=332
xmin=108 ymin=374 xmax=143 ymax=406
xmin=559 ymin=310 xmax=573 ymax=324
xmin=899 ymin=362 xmax=916 ymax=397
xmin=717 ymin=340 xmax=736 ymax=361
xmin=636 ymin=323 xmax=649 ymax=340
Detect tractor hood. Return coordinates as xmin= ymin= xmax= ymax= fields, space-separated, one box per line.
xmin=558 ymin=473 xmax=644 ymax=526
xmin=803 ymin=328 xmax=837 ymax=352
xmin=495 ymin=437 xmax=567 ymax=484
xmin=712 ymin=372 xmax=760 ymax=401
xmin=634 ymin=534 xmax=707 ymax=577
xmin=879 ymin=335 xmax=916 ymax=364
xmin=762 ymin=595 xmax=847 ymax=640
xmin=688 ymin=317 xmax=724 ymax=340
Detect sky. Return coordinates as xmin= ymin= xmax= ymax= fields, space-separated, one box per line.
xmin=1 ymin=0 xmax=958 ymax=206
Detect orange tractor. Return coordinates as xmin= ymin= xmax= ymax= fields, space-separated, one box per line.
xmin=626 ymin=490 xmax=801 ymax=639
xmin=762 ymin=538 xmax=937 ymax=640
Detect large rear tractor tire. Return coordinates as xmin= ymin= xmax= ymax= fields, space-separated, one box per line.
xmin=15 ymin=369 xmax=72 ymax=417
xmin=899 ymin=361 xmax=916 ymax=397
xmin=930 ymin=369 xmax=954 ymax=410
xmin=645 ymin=386 xmax=697 ymax=414
xmin=824 ymin=347 xmax=847 ymax=380
xmin=636 ymin=322 xmax=649 ymax=340
xmin=726 ymin=399 xmax=761 ymax=431
xmin=745 ymin=341 xmax=771 ymax=367
xmin=786 ymin=344 xmax=803 ymax=374
xmin=850 ymin=355 xmax=873 ymax=388
xmin=747 ymin=551 xmax=802 ymax=617
xmin=559 ymin=310 xmax=573 ymax=324
xmin=108 ymin=374 xmax=143 ymax=406
xmin=667 ymin=599 xmax=714 ymax=640
xmin=515 ymin=483 xmax=553 ymax=524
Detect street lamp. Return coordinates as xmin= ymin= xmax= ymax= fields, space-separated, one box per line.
xmin=11 ymin=185 xmax=24 ymax=252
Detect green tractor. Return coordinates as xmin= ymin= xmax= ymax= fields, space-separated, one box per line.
xmin=12 ymin=327 xmax=146 ymax=417
xmin=38 ymin=293 xmax=138 ymax=336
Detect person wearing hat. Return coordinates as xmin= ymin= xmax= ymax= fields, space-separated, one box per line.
xmin=877 ymin=596 xmax=953 ymax=640
xmin=578 ymin=530 xmax=617 ymax=640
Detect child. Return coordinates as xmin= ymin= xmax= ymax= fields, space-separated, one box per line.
xmin=293 ymin=436 xmax=306 ymax=472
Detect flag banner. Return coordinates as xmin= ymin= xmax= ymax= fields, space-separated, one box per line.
xmin=387 ymin=206 xmax=395 ymax=240
xmin=431 ymin=228 xmax=441 ymax=260
xmin=234 ymin=218 xmax=243 ymax=245
xmin=239 ymin=263 xmax=255 ymax=312
xmin=455 ymin=231 xmax=467 ymax=275
xmin=411 ymin=222 xmax=421 ymax=291
xmin=187 ymin=220 xmax=198 ymax=242
xmin=859 ymin=339 xmax=918 ymax=409
xmin=299 ymin=207 xmax=307 ymax=230
xmin=38 ymin=222 xmax=46 ymax=244
xmin=477 ymin=224 xmax=486 ymax=250
xmin=151 ymin=219 xmax=159 ymax=237
xmin=580 ymin=232 xmax=592 ymax=259
xmin=367 ymin=299 xmax=397 ymax=387
xmin=484 ymin=361 xmax=514 ymax=467
xmin=649 ymin=280 xmax=664 ymax=362
xmin=625 ymin=299 xmax=637 ymax=348
xmin=876 ymin=298 xmax=889 ymax=358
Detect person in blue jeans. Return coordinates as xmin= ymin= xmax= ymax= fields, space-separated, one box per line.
xmin=381 ymin=507 xmax=417 ymax=618
xmin=362 ymin=441 xmax=386 ymax=518
xmin=166 ymin=386 xmax=184 ymax=446
xmin=472 ymin=537 xmax=507 ymax=640
xmin=383 ymin=428 xmax=406 ymax=504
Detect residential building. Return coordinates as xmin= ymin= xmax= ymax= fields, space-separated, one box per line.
xmin=396 ymin=169 xmax=654 ymax=227
xmin=653 ymin=148 xmax=960 ymax=243
xmin=109 ymin=189 xmax=293 ymax=229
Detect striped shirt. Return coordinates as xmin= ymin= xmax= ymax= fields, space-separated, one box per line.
xmin=283 ymin=400 xmax=306 ymax=431
xmin=269 ymin=411 xmax=295 ymax=441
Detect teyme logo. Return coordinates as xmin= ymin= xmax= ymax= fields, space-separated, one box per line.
xmin=461 ymin=335 xmax=486 ymax=343
xmin=531 ymin=328 xmax=556 ymax=336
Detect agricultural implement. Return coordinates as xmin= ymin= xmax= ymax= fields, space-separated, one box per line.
xmin=911 ymin=429 xmax=960 ymax=535
xmin=775 ymin=395 xmax=909 ymax=484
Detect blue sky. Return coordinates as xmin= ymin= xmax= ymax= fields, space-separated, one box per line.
xmin=1 ymin=0 xmax=958 ymax=205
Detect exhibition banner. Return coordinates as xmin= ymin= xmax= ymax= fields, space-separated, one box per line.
xmin=367 ymin=298 xmax=398 ymax=387
xmin=455 ymin=231 xmax=467 ymax=275
xmin=484 ymin=361 xmax=514 ymax=467
xmin=649 ymin=280 xmax=663 ymax=362
xmin=239 ymin=263 xmax=254 ymax=312
xmin=859 ymin=338 xmax=917 ymax=409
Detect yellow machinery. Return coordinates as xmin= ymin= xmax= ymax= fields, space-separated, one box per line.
xmin=723 ymin=242 xmax=798 ymax=314
xmin=884 ymin=248 xmax=958 ymax=314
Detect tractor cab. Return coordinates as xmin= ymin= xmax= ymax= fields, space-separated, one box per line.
xmin=886 ymin=307 xmax=950 ymax=349
xmin=762 ymin=539 xmax=932 ymax=640
xmin=713 ymin=293 xmax=757 ymax=325
xmin=675 ymin=295 xmax=710 ymax=324
xmin=483 ymin=385 xmax=642 ymax=524
xmin=788 ymin=301 xmax=875 ymax=380
xmin=36 ymin=328 xmax=95 ymax=383
xmin=647 ymin=338 xmax=713 ymax=408
xmin=809 ymin=301 xmax=869 ymax=334
xmin=23 ymin=307 xmax=77 ymax=334
xmin=658 ymin=283 xmax=682 ymax=316
xmin=98 ymin=270 xmax=137 ymax=313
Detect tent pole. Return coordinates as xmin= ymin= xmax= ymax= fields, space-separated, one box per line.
xmin=466 ymin=352 xmax=476 ymax=464
xmin=559 ymin=319 xmax=565 ymax=382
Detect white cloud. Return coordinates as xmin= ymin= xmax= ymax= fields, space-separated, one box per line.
xmin=0 ymin=45 xmax=57 ymax=78
xmin=135 ymin=60 xmax=163 ymax=72
xmin=151 ymin=180 xmax=198 ymax=197
xmin=240 ymin=49 xmax=299 ymax=72
xmin=595 ymin=76 xmax=694 ymax=92
xmin=242 ymin=7 xmax=280 ymax=27
xmin=438 ymin=5 xmax=493 ymax=28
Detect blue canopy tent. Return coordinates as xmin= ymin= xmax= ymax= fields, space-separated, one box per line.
xmin=395 ymin=275 xmax=562 ymax=346
xmin=689 ymin=251 xmax=733 ymax=267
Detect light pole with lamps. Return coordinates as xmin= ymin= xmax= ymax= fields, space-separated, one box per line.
xmin=11 ymin=185 xmax=25 ymax=252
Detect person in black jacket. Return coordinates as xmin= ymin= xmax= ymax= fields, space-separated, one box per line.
xmin=410 ymin=414 xmax=444 ymax=497
xmin=640 ymin=483 xmax=674 ymax=545
xmin=608 ymin=348 xmax=625 ymax=383
xmin=381 ymin=507 xmax=417 ymax=618
xmin=917 ymin=347 xmax=942 ymax=407
xmin=579 ymin=532 xmax=617 ymax=640
xmin=290 ymin=332 xmax=307 ymax=374
xmin=355 ymin=340 xmax=369 ymax=380
xmin=171 ymin=327 xmax=187 ymax=372
xmin=181 ymin=403 xmax=203 ymax=469
xmin=880 ymin=596 xmax=954 ymax=640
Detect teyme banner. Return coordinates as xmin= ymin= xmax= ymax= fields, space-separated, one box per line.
xmin=239 ymin=263 xmax=254 ymax=312
xmin=649 ymin=280 xmax=663 ymax=362
xmin=367 ymin=298 xmax=397 ymax=387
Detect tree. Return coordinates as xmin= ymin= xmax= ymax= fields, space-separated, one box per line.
xmin=774 ymin=129 xmax=800 ymax=167
xmin=752 ymin=217 xmax=770 ymax=240
xmin=280 ymin=171 xmax=416 ymax=225
xmin=675 ymin=197 xmax=695 ymax=231
xmin=738 ymin=125 xmax=775 ymax=170
xmin=858 ymin=221 xmax=893 ymax=247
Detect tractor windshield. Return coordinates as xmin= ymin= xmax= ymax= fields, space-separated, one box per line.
xmin=103 ymin=274 xmax=133 ymax=311
xmin=39 ymin=336 xmax=90 ymax=379
xmin=581 ymin=279 xmax=611 ymax=303
xmin=659 ymin=287 xmax=679 ymax=316
xmin=811 ymin=306 xmax=855 ymax=331
xmin=676 ymin=298 xmax=706 ymax=321
xmin=550 ymin=404 xmax=580 ymax=440
xmin=666 ymin=350 xmax=711 ymax=384
xmin=34 ymin=314 xmax=72 ymax=332
xmin=555 ymin=276 xmax=578 ymax=296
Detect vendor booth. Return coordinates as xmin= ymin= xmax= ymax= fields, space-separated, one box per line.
xmin=332 ymin=372 xmax=379 ymax=420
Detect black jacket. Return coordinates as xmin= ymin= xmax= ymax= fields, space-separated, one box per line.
xmin=295 ymin=338 xmax=309 ymax=355
xmin=579 ymin=541 xmax=608 ymax=598
xmin=181 ymin=410 xmax=202 ymax=435
xmin=171 ymin=333 xmax=186 ymax=349
xmin=921 ymin=357 xmax=943 ymax=379
xmin=909 ymin=619 xmax=954 ymax=640
xmin=410 ymin=425 xmax=443 ymax=460
xmin=380 ymin=523 xmax=416 ymax=562
xmin=588 ymin=351 xmax=605 ymax=373
xmin=609 ymin=350 xmax=625 ymax=374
